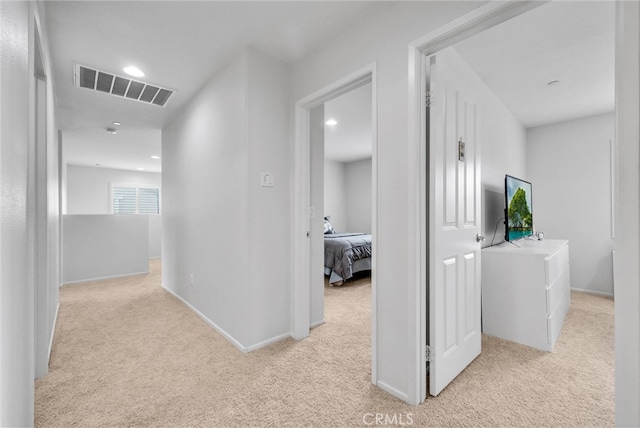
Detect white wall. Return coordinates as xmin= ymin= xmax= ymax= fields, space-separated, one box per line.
xmin=1 ymin=1 xmax=60 ymax=424
xmin=0 ymin=3 xmax=32 ymax=424
xmin=292 ymin=1 xmax=499 ymax=402
xmin=615 ymin=2 xmax=640 ymax=425
xmin=62 ymin=215 xmax=149 ymax=283
xmin=527 ymin=113 xmax=615 ymax=296
xmin=66 ymin=165 xmax=161 ymax=214
xmin=163 ymin=48 xmax=291 ymax=350
xmin=476 ymin=71 xmax=528 ymax=245
xmin=324 ymin=158 xmax=372 ymax=234
xmin=66 ymin=165 xmax=162 ymax=257
xmin=163 ymin=51 xmax=249 ymax=346
xmin=148 ymin=215 xmax=162 ymax=259
xmin=246 ymin=49 xmax=292 ymax=347
xmin=323 ymin=159 xmax=347 ymax=232
xmin=346 ymin=158 xmax=372 ymax=234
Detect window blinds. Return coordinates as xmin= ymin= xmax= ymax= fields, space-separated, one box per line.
xmin=112 ymin=186 xmax=159 ymax=215
xmin=112 ymin=187 xmax=137 ymax=214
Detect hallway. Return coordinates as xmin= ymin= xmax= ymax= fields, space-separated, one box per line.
xmin=35 ymin=261 xmax=379 ymax=426
xmin=35 ymin=260 xmax=614 ymax=427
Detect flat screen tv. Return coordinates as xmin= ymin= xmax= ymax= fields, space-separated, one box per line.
xmin=505 ymin=175 xmax=533 ymax=241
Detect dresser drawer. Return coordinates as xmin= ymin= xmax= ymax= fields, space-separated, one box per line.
xmin=545 ymin=244 xmax=569 ymax=286
xmin=546 ymin=267 xmax=569 ymax=314
xmin=482 ymin=239 xmax=570 ymax=352
xmin=547 ymin=287 xmax=570 ymax=346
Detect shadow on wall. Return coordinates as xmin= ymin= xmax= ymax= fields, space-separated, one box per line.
xmin=483 ymin=185 xmax=505 ymax=247
xmin=586 ymin=253 xmax=615 ymax=295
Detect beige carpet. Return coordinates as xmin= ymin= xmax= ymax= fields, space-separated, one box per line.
xmin=35 ymin=260 xmax=614 ymax=427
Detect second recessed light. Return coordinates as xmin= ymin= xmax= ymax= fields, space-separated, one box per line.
xmin=124 ymin=66 xmax=144 ymax=78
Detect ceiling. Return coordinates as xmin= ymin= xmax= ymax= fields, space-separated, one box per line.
xmin=322 ymin=1 xmax=615 ymax=163
xmin=63 ymin=128 xmax=162 ymax=173
xmin=44 ymin=1 xmax=615 ymax=171
xmin=45 ymin=1 xmax=391 ymax=172
xmin=324 ymin=83 xmax=373 ymax=163
xmin=454 ymin=0 xmax=615 ymax=129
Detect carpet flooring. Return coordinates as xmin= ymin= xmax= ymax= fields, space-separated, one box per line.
xmin=35 ymin=260 xmax=614 ymax=427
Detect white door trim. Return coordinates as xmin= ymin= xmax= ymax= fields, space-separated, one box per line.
xmin=292 ymin=62 xmax=378 ymax=381
xmin=406 ymin=0 xmax=544 ymax=405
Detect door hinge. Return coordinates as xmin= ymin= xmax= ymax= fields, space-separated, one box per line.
xmin=425 ymin=345 xmax=432 ymax=362
xmin=426 ymin=92 xmax=433 ymax=108
xmin=458 ymin=138 xmax=466 ymax=162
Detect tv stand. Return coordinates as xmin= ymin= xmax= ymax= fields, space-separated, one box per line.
xmin=482 ymin=239 xmax=570 ymax=352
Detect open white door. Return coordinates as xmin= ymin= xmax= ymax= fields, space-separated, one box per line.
xmin=428 ymin=54 xmax=482 ymax=396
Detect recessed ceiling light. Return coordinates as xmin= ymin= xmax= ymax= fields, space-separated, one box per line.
xmin=547 ymin=80 xmax=560 ymax=86
xmin=137 ymin=167 xmax=144 ymax=171
xmin=106 ymin=128 xmax=118 ymax=135
xmin=123 ymin=66 xmax=144 ymax=78
xmin=113 ymin=121 xmax=121 ymax=126
xmin=325 ymin=119 xmax=338 ymax=126
xmin=151 ymin=155 xmax=161 ymax=160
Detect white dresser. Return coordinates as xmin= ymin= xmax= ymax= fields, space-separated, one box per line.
xmin=481 ymin=239 xmax=571 ymax=352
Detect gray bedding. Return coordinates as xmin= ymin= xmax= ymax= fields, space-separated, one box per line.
xmin=324 ymin=233 xmax=372 ymax=284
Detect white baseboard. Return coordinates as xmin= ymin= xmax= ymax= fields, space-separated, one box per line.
xmin=48 ymin=302 xmax=60 ymax=361
xmin=62 ymin=270 xmax=150 ymax=286
xmin=310 ymin=319 xmax=326 ymax=329
xmin=161 ymin=285 xmax=291 ymax=353
xmin=161 ymin=284 xmax=247 ymax=352
xmin=377 ymin=380 xmax=410 ymax=403
xmin=570 ymin=287 xmax=614 ymax=298
xmin=245 ymin=332 xmax=291 ymax=352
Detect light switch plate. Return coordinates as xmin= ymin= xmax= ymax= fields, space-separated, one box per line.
xmin=260 ymin=172 xmax=274 ymax=187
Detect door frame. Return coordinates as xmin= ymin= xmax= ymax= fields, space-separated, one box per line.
xmin=31 ymin=15 xmax=53 ymax=380
xmin=406 ymin=0 xmax=544 ymax=404
xmin=292 ymin=63 xmax=378 ymax=381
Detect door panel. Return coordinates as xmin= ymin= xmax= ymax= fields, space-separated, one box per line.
xmin=444 ymin=87 xmax=458 ymax=226
xmin=429 ymin=54 xmax=482 ymax=396
xmin=443 ymin=257 xmax=457 ymax=353
xmin=464 ymin=252 xmax=477 ymax=337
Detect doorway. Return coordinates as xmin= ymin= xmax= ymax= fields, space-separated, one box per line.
xmin=292 ymin=64 xmax=378 ymax=382
xmin=309 ymin=81 xmax=373 ymax=327
xmin=412 ymin=0 xmax=616 ymax=403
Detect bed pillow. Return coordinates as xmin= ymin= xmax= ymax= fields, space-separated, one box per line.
xmin=324 ymin=217 xmax=336 ymax=234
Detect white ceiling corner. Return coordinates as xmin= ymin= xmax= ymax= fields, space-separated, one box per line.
xmin=453 ymin=1 xmax=615 ymax=129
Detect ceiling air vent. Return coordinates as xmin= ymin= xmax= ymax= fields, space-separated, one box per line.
xmin=74 ymin=64 xmax=175 ymax=107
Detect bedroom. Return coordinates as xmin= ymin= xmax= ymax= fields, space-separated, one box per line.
xmin=308 ymin=81 xmax=374 ymax=327
xmin=303 ymin=0 xmax=612 ymax=402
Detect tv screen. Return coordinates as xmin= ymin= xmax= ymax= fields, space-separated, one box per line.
xmin=505 ymin=175 xmax=533 ymax=241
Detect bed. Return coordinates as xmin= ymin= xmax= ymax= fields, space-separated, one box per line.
xmin=324 ymin=232 xmax=372 ymax=286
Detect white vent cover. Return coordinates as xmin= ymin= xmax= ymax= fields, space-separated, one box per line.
xmin=73 ymin=63 xmax=174 ymax=107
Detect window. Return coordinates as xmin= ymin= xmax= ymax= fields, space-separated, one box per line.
xmin=137 ymin=188 xmax=160 ymax=214
xmin=111 ymin=185 xmax=160 ymax=214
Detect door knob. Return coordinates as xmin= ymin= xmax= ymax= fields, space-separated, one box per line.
xmin=476 ymin=234 xmax=485 ymax=243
